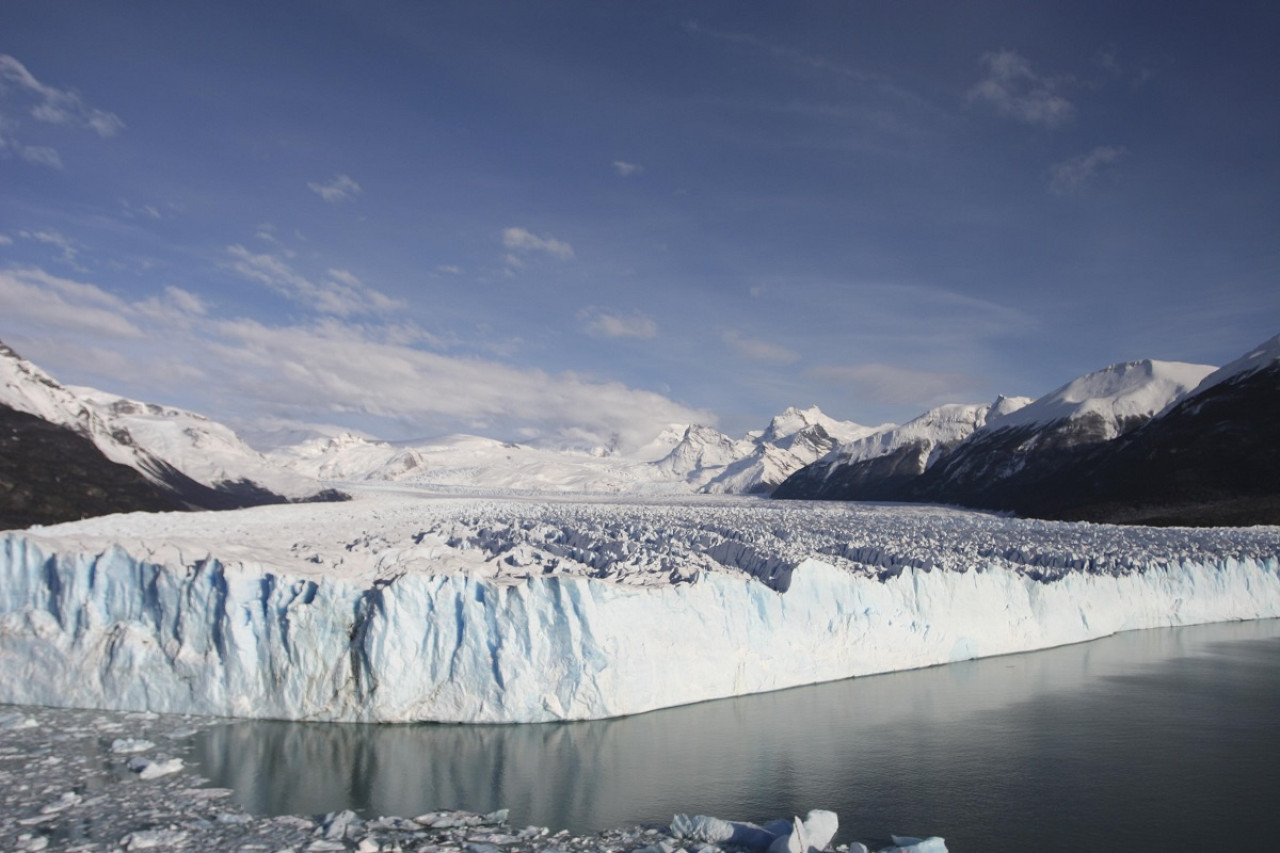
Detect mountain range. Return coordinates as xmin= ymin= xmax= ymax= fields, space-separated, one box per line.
xmin=3 ymin=334 xmax=1276 ymax=528
xmin=775 ymin=336 xmax=1280 ymax=526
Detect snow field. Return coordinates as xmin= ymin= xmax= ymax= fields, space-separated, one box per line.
xmin=1 ymin=494 xmax=1278 ymax=723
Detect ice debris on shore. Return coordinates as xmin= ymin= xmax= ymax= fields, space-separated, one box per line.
xmin=0 ymin=704 xmax=945 ymax=853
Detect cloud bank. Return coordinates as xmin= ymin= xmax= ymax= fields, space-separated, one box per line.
xmin=0 ymin=267 xmax=709 ymax=450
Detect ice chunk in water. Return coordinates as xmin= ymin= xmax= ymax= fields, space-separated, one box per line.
xmin=884 ymin=836 xmax=947 ymax=853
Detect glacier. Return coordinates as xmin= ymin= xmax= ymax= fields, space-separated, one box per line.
xmin=1 ymin=495 xmax=1278 ymax=723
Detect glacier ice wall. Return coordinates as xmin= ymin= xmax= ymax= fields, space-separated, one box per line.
xmin=2 ymin=531 xmax=1279 ymax=723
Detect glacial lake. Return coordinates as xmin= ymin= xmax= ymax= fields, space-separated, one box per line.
xmin=195 ymin=618 xmax=1280 ymax=852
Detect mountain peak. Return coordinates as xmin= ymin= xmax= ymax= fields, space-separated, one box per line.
xmin=989 ymin=358 xmax=1215 ymax=438
xmin=1182 ymin=333 xmax=1280 ymax=401
xmin=761 ymin=405 xmax=827 ymax=442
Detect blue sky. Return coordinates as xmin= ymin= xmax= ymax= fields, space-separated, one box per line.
xmin=2 ymin=0 xmax=1278 ymax=448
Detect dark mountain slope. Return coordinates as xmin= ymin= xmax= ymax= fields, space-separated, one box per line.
xmin=1027 ymin=361 xmax=1280 ymax=526
xmin=0 ymin=404 xmax=184 ymax=529
xmin=776 ymin=340 xmax=1279 ymax=526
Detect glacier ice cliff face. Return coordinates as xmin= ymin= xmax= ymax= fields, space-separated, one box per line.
xmin=3 ymin=501 xmax=1280 ymax=724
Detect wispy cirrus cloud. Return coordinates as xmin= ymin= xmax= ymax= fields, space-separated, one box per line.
xmin=810 ymin=362 xmax=980 ymax=407
xmin=612 ymin=160 xmax=643 ymax=177
xmin=682 ymin=20 xmax=931 ymax=111
xmin=0 ymin=54 xmax=124 ymax=168
xmin=502 ymin=227 xmax=574 ymax=261
xmin=0 ymin=54 xmax=124 ymax=135
xmin=686 ymin=20 xmax=880 ymax=87
xmin=16 ymin=229 xmax=85 ymax=270
xmin=722 ymin=329 xmax=798 ymax=364
xmin=226 ymin=244 xmax=402 ymax=316
xmin=968 ymin=50 xmax=1075 ymax=128
xmin=579 ymin=307 xmax=658 ymax=339
xmin=1049 ymin=145 xmax=1127 ymax=195
xmin=307 ymin=173 xmax=362 ymax=203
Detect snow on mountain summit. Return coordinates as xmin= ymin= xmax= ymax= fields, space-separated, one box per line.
xmin=0 ymin=341 xmax=95 ymax=429
xmin=990 ymin=359 xmax=1215 ymax=439
xmin=69 ymin=386 xmax=324 ymax=500
xmin=1179 ymin=333 xmax=1280 ymax=402
xmin=761 ymin=405 xmax=879 ymax=446
xmin=0 ymin=339 xmax=333 ymax=506
xmin=822 ymin=398 xmax=1032 ymax=471
xmin=659 ymin=406 xmax=881 ymax=494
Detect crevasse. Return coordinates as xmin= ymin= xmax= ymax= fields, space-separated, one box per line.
xmin=2 ymin=532 xmax=1279 ymax=723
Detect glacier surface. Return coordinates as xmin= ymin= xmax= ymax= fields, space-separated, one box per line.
xmin=1 ymin=494 xmax=1278 ymax=723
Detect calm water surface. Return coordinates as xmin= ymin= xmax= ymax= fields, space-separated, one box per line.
xmin=196 ymin=619 xmax=1280 ymax=852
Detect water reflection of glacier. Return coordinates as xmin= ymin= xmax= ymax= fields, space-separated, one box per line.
xmin=195 ymin=618 xmax=1280 ymax=851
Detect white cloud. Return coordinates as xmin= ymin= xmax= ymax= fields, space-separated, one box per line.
xmin=307 ymin=174 xmax=362 ymax=203
xmin=119 ymin=199 xmax=165 ymax=220
xmin=17 ymin=229 xmax=83 ymax=269
xmin=968 ymin=50 xmax=1075 ymax=128
xmin=1049 ymin=145 xmax=1127 ymax=195
xmin=579 ymin=307 xmax=658 ymax=339
xmin=207 ymin=318 xmax=707 ymax=449
xmin=810 ymin=362 xmax=977 ymax=407
xmin=0 ymin=266 xmax=711 ymax=451
xmin=0 ymin=54 xmax=123 ymax=168
xmin=612 ymin=160 xmax=643 ymax=177
xmin=19 ymin=145 xmax=62 ymax=169
xmin=0 ymin=233 xmax=12 ymax=245
xmin=226 ymin=245 xmax=401 ymax=316
xmin=0 ymin=268 xmax=142 ymax=338
xmin=135 ymin=286 xmax=208 ymax=326
xmin=722 ymin=329 xmax=798 ymax=364
xmin=0 ymin=54 xmax=124 ymax=136
xmin=502 ymin=227 xmax=575 ymax=261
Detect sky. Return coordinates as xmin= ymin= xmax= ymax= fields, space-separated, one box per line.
xmin=2 ymin=0 xmax=1278 ymax=450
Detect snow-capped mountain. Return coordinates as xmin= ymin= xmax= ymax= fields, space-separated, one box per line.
xmin=1 ymin=403 xmax=185 ymax=528
xmin=778 ymin=340 xmax=1280 ymax=525
xmin=649 ymin=424 xmax=755 ymax=482
xmin=0 ymin=340 xmax=342 ymax=524
xmin=271 ymin=431 xmax=694 ymax=495
xmin=980 ymin=359 xmax=1216 ymax=439
xmin=659 ymin=406 xmax=883 ymax=494
xmin=774 ymin=398 xmax=1034 ymax=502
xmin=270 ymin=432 xmax=429 ymax=482
xmin=897 ymin=359 xmax=1214 ymax=501
xmin=1021 ymin=334 xmax=1280 ymax=525
xmin=270 ymin=406 xmax=878 ymax=496
xmin=68 ymin=386 xmax=329 ymax=501
xmin=1172 ymin=333 xmax=1280 ymax=407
